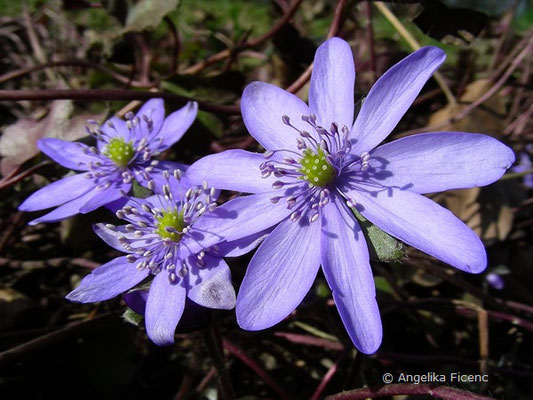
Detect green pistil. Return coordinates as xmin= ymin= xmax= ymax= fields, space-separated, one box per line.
xmin=104 ymin=137 xmax=135 ymax=167
xmin=155 ymin=209 xmax=185 ymax=242
xmin=299 ymin=148 xmax=334 ymax=187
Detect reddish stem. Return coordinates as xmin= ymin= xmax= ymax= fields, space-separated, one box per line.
xmin=0 ymin=89 xmax=240 ymax=115
xmin=222 ymin=338 xmax=294 ymax=400
xmin=326 ymin=383 xmax=497 ymax=400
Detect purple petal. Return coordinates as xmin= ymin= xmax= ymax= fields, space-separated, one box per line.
xmin=347 ymin=186 xmax=486 ymax=273
xmin=145 ymin=272 xmax=187 ymax=346
xmin=123 ymin=289 xmax=148 ymax=315
xmin=38 ymin=138 xmax=98 ymax=170
xmin=135 ymin=98 xmax=165 ymax=135
xmin=241 ymin=82 xmax=311 ymax=153
xmin=27 ymin=184 xmax=100 ymax=225
xmin=186 ymin=150 xmax=277 ymax=194
xmin=79 ymin=181 xmax=130 ymax=213
xmin=187 ymin=255 xmax=235 ymax=310
xmin=66 ymin=256 xmax=149 ymax=302
xmin=351 ymin=46 xmax=446 ymax=153
xmin=156 ymin=101 xmax=198 ymax=150
xmin=19 ymin=173 xmax=93 ymax=211
xmin=183 ymin=192 xmax=292 ymax=255
xmin=309 ymin=37 xmax=355 ymax=129
xmin=370 ymin=132 xmax=515 ymax=193
xmin=215 ymin=228 xmax=272 ymax=257
xmin=320 ymin=195 xmax=382 ymax=354
xmin=236 ymin=216 xmax=322 ymax=330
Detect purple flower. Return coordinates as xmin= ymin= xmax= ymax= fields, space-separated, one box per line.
xmin=511 ymin=144 xmax=533 ymax=188
xmin=66 ymin=172 xmax=260 ymax=346
xmin=485 ymin=273 xmax=504 ymax=290
xmin=19 ymin=99 xmax=198 ymax=225
xmin=186 ymin=38 xmax=515 ymax=353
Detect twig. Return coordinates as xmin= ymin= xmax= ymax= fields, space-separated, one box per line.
xmin=0 ymin=211 xmax=24 ymax=253
xmin=195 ymin=367 xmax=217 ymax=394
xmin=0 ymin=313 xmax=115 ymax=366
xmin=274 ymin=332 xmax=344 ymax=351
xmin=0 ymin=89 xmax=240 ymax=115
xmin=365 ymin=2 xmax=376 ymax=82
xmin=23 ymin=8 xmax=55 ymax=83
xmin=399 ymin=35 xmax=533 ymax=137
xmin=0 ymin=60 xmax=139 ymax=86
xmin=286 ymin=0 xmax=348 ymax=93
xmin=163 ymin=16 xmax=181 ymax=80
xmin=0 ymin=161 xmax=52 ymax=190
xmin=478 ymin=308 xmax=489 ymax=375
xmin=504 ymin=96 xmax=533 ymax=136
xmin=0 ymin=256 xmax=100 ymax=270
xmin=222 ymin=338 xmax=294 ymax=400
xmin=382 ymin=297 xmax=533 ymax=333
xmin=326 ymin=383 xmax=497 ymax=400
xmin=131 ymin=33 xmax=153 ymax=86
xmin=500 ymin=168 xmax=533 ymax=181
xmin=405 ymin=255 xmax=499 ymax=308
xmin=311 ymin=351 xmax=347 ymax=400
xmin=174 ymin=374 xmax=194 ymax=400
xmin=202 ymin=324 xmax=235 ymax=400
xmin=181 ymin=0 xmax=304 ymax=75
xmin=373 ymin=1 xmax=456 ymax=106
xmin=488 ymin=0 xmax=521 ymax=73
xmin=491 ymin=29 xmax=533 ymax=81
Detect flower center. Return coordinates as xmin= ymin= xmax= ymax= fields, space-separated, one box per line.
xmin=155 ymin=209 xmax=185 ymax=242
xmin=299 ymin=147 xmax=334 ymax=187
xmin=104 ymin=137 xmax=135 ymax=167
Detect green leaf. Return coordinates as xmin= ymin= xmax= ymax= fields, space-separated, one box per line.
xmin=374 ymin=276 xmax=393 ymax=294
xmin=352 ymin=209 xmax=405 ymax=262
xmin=124 ymin=0 xmax=180 ymax=32
xmin=131 ymin=180 xmax=152 ymax=198
xmin=315 ymin=281 xmax=331 ymax=298
xmin=197 ymin=111 xmax=224 ymax=138
xmin=122 ymin=308 xmax=143 ymax=326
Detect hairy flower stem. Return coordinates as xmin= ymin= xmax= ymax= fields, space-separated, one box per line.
xmin=325 ymin=383 xmax=497 ymax=400
xmin=202 ymin=322 xmax=236 ymax=400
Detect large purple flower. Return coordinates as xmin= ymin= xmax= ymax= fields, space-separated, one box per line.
xmin=66 ymin=172 xmax=261 ymax=345
xmin=186 ymin=38 xmax=515 ymax=353
xmin=19 ymin=99 xmax=197 ymax=225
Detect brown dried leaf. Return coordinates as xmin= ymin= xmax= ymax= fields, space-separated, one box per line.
xmin=428 ymin=79 xmax=506 ymax=137
xmin=441 ymin=180 xmax=520 ymax=244
xmin=0 ymin=100 xmax=105 ymax=177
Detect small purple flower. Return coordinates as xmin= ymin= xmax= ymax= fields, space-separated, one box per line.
xmin=19 ymin=99 xmax=198 ymax=225
xmin=511 ymin=144 xmax=533 ymax=188
xmin=186 ymin=38 xmax=515 ymax=353
xmin=485 ymin=273 xmax=504 ymax=290
xmin=66 ymin=172 xmax=259 ymax=346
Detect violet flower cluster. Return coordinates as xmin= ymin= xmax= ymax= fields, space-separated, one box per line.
xmin=66 ymin=171 xmax=261 ymax=345
xmin=20 ymin=37 xmax=515 ymax=353
xmin=19 ymin=99 xmax=197 ymax=225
